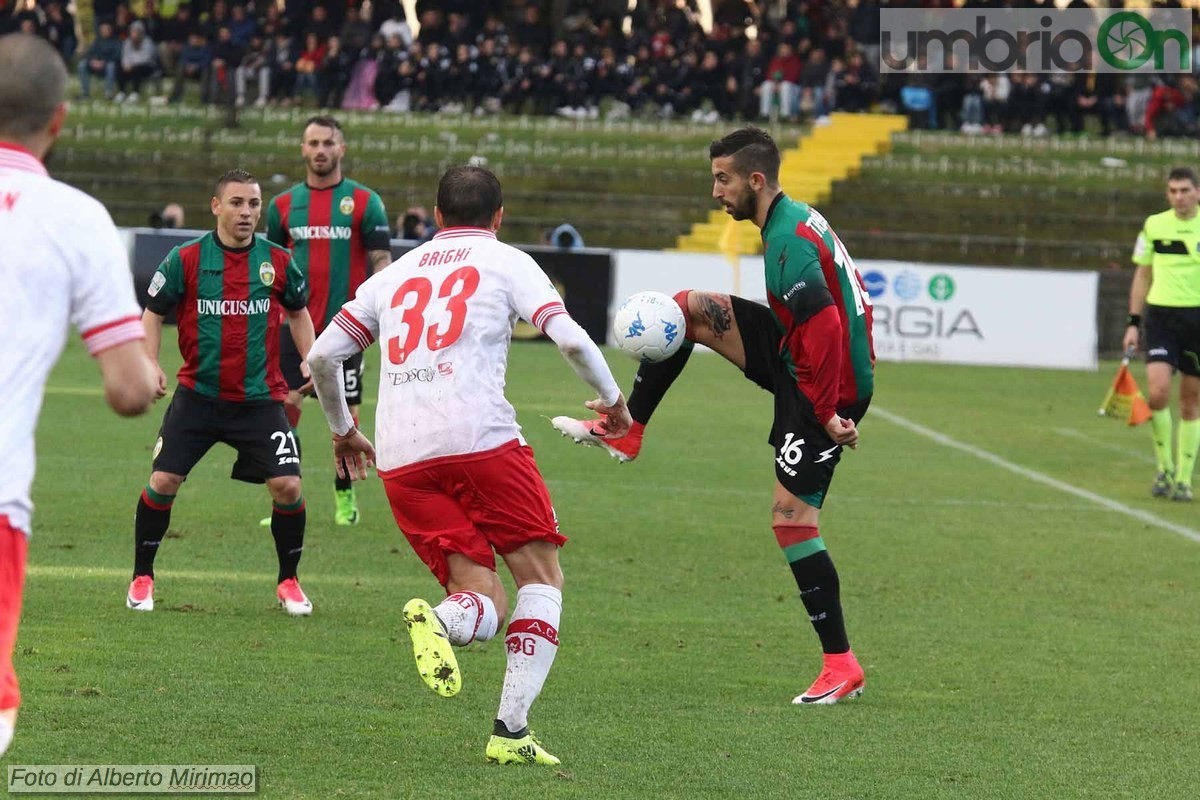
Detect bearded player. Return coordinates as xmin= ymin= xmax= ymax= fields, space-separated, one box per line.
xmin=265 ymin=116 xmax=392 ymax=525
xmin=553 ymin=127 xmax=874 ymax=705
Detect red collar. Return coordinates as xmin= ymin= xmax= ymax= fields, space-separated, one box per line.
xmin=433 ymin=226 xmax=496 ymax=240
xmin=0 ymin=142 xmax=48 ymax=175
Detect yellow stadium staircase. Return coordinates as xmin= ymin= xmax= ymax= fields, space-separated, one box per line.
xmin=674 ymin=113 xmax=907 ymax=256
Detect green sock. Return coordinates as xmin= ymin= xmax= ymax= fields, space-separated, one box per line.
xmin=1151 ymin=408 xmax=1175 ymax=474
xmin=1177 ymin=419 xmax=1200 ymax=485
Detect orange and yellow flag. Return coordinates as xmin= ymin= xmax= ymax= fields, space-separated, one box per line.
xmin=1098 ymin=356 xmax=1152 ymax=426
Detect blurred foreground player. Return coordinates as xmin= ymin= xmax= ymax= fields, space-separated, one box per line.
xmin=0 ymin=33 xmax=158 ymax=756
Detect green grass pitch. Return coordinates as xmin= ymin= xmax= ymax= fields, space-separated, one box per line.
xmin=12 ymin=340 xmax=1200 ymax=798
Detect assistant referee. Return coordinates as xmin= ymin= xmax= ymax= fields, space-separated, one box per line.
xmin=1124 ymin=166 xmax=1200 ymax=502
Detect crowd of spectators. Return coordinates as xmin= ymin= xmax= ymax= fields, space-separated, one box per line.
xmin=4 ymin=0 xmax=1200 ymax=138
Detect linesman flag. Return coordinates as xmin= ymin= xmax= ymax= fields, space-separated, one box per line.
xmin=1098 ymin=350 xmax=1152 ymax=426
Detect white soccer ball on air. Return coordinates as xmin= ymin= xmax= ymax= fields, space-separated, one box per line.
xmin=612 ymin=291 xmax=686 ymax=363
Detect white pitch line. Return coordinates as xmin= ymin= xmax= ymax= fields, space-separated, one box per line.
xmin=1051 ymin=427 xmax=1157 ymax=465
xmin=874 ymin=407 xmax=1200 ymax=544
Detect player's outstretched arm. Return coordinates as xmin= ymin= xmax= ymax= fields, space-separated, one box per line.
xmin=542 ymin=314 xmax=630 ymax=438
xmin=95 ymin=339 xmax=158 ymax=417
xmin=308 ymin=323 xmax=364 ymax=438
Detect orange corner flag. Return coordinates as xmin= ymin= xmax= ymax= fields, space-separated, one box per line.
xmin=1098 ymin=356 xmax=1152 ymax=426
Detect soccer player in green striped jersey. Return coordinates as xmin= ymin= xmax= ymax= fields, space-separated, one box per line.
xmin=128 ymin=169 xmax=318 ymax=616
xmin=552 ymin=128 xmax=874 ymax=705
xmin=265 ymin=115 xmax=392 ymax=525
xmin=1123 ymin=166 xmax=1200 ymax=502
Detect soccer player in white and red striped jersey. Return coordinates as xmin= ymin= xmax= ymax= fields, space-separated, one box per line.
xmin=308 ymin=165 xmax=629 ymax=766
xmin=0 ymin=33 xmax=159 ymax=758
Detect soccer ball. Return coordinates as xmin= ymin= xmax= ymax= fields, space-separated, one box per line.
xmin=612 ymin=291 xmax=686 ymax=363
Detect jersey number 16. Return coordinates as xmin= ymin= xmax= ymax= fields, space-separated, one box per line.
xmin=388 ymin=266 xmax=480 ymax=365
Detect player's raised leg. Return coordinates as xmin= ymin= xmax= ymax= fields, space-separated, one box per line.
xmin=402 ymin=555 xmax=504 ymax=699
xmin=552 ymin=289 xmax=748 ymax=460
xmin=487 ymin=541 xmax=564 ymax=766
xmin=384 ymin=472 xmax=503 ymax=699
xmin=267 ymin=475 xmax=311 ymax=615
xmin=771 ymin=480 xmax=864 ymax=706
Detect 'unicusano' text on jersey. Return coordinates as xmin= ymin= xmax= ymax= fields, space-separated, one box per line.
xmin=145 ymin=232 xmax=308 ymax=402
xmin=266 ymin=179 xmax=390 ymax=333
xmin=761 ymin=194 xmax=874 ymax=423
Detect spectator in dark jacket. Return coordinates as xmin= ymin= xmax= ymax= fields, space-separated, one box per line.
xmin=229 ymin=3 xmax=258 ymax=49
xmin=319 ymin=36 xmax=355 ymax=109
xmin=157 ymin=4 xmax=193 ymax=76
xmin=269 ymin=31 xmax=298 ymax=104
xmin=849 ymin=0 xmax=880 ymax=68
xmin=169 ymin=31 xmax=212 ymax=103
xmin=737 ymin=38 xmax=767 ymax=118
xmin=834 ymin=51 xmax=877 ymax=113
xmin=78 ymin=21 xmax=122 ymax=99
xmin=236 ymin=34 xmax=272 ymax=107
xmin=799 ymin=47 xmax=831 ymax=121
xmin=209 ymin=24 xmax=245 ymax=104
xmin=43 ymin=1 xmax=76 ymax=64
xmin=339 ymin=6 xmax=372 ymax=54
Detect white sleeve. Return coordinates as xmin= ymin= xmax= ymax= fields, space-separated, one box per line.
xmin=328 ymin=289 xmax=380 ymax=351
xmin=509 ymin=251 xmax=568 ymax=334
xmin=310 ymin=286 xmax=381 ymax=436
xmin=69 ymin=198 xmax=143 ymax=356
xmin=309 ymin=324 xmax=362 ymax=437
xmin=543 ymin=309 xmax=621 ymax=407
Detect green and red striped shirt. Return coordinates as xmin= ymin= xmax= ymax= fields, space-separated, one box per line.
xmin=265 ymin=178 xmax=390 ymax=334
xmin=761 ymin=194 xmax=874 ymax=423
xmin=145 ymin=232 xmax=308 ymax=402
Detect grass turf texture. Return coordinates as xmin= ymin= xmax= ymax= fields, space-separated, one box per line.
xmin=13 ymin=340 xmax=1200 ymax=798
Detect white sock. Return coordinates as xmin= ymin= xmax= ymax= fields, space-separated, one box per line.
xmin=496 ymin=583 xmax=562 ymax=735
xmin=434 ymin=591 xmax=498 ymax=646
xmin=0 ymin=717 xmax=13 ymax=757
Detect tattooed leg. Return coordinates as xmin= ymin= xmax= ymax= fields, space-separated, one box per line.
xmin=683 ymin=291 xmax=747 ymax=369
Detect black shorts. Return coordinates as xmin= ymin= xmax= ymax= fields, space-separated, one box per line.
xmin=1144 ymin=305 xmax=1200 ymax=377
xmin=152 ymin=387 xmax=301 ymax=484
xmin=732 ymin=296 xmax=871 ymax=508
xmin=280 ymin=326 xmax=365 ymax=405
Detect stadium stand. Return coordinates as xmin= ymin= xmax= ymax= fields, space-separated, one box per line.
xmin=10 ymin=0 xmax=1200 ymax=263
